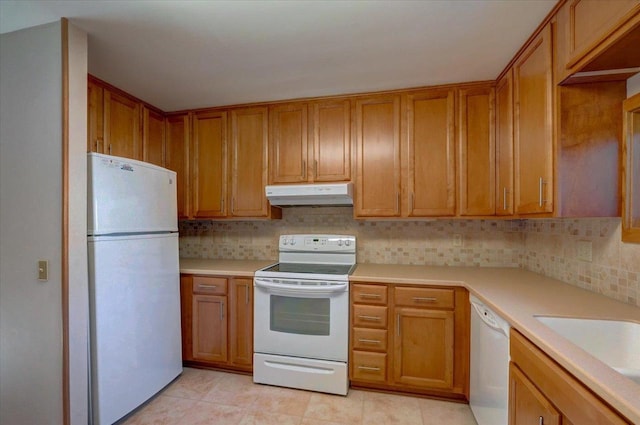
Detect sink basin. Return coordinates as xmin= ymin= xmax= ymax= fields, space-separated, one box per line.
xmin=535 ymin=316 xmax=640 ymax=385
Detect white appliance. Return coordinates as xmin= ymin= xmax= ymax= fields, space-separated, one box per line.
xmin=87 ymin=153 xmax=182 ymax=425
xmin=469 ymin=295 xmax=510 ymax=425
xmin=265 ymin=182 xmax=353 ymax=206
xmin=253 ymin=234 xmax=355 ymax=395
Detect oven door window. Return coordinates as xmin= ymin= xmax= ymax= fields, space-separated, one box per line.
xmin=270 ymin=295 xmax=330 ymax=336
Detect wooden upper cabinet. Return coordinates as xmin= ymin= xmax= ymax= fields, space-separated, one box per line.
xmin=165 ymin=113 xmax=190 ymax=219
xmin=563 ymin=0 xmax=640 ymax=74
xmin=143 ymin=106 xmax=165 ymax=167
xmin=355 ymin=95 xmax=401 ymax=217
xmin=103 ymin=88 xmax=142 ymax=160
xmin=496 ymin=71 xmax=514 ymax=216
xmin=269 ymin=103 xmax=308 ymax=183
xmin=230 ymin=107 xmax=271 ymax=218
xmin=458 ymin=85 xmax=496 ymax=216
xmin=311 ymin=100 xmax=351 ymax=182
xmin=406 ymin=89 xmax=456 ymax=217
xmin=513 ymin=23 xmax=554 ymax=215
xmin=269 ymin=100 xmax=351 ymax=184
xmin=88 ymin=79 xmax=104 ymax=153
xmin=191 ymin=111 xmax=228 ymax=219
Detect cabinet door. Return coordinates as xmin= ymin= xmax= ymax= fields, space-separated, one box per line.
xmin=103 ymin=89 xmax=142 ymax=160
xmin=192 ymin=294 xmax=227 ymax=363
xmin=88 ymin=78 xmax=104 ymax=153
xmin=229 ymin=278 xmax=253 ymax=367
xmin=180 ymin=275 xmax=193 ymax=362
xmin=406 ymin=90 xmax=456 ymax=217
xmin=496 ymin=70 xmax=514 ymax=216
xmin=311 ymin=100 xmax=351 ymax=182
xmin=165 ymin=113 xmax=190 ymax=219
xmin=230 ymin=107 xmax=270 ymax=217
xmin=565 ymin=0 xmax=639 ymax=70
xmin=192 ymin=111 xmax=228 ymax=218
xmin=509 ymin=364 xmax=560 ymax=425
xmin=393 ymin=307 xmax=454 ymax=390
xmin=513 ymin=23 xmax=553 ymax=215
xmin=143 ymin=107 xmax=165 ymax=167
xmin=270 ymin=103 xmax=308 ymax=183
xmin=355 ymin=95 xmax=401 ymax=217
xmin=458 ymin=85 xmax=496 ymax=216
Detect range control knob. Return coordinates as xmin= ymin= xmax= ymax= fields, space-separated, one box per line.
xmin=290 ymin=238 xmax=296 ymax=245
xmin=345 ymin=240 xmax=351 ymax=246
xmin=338 ymin=240 xmax=343 ymax=246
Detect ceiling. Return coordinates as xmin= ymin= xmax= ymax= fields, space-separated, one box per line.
xmin=0 ymin=0 xmax=557 ymax=112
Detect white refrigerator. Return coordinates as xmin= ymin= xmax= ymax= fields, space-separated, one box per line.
xmin=87 ymin=153 xmax=182 ymax=425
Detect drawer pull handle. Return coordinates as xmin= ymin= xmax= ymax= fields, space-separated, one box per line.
xmin=198 ymin=284 xmax=218 ymax=289
xmin=357 ymin=366 xmax=381 ymax=371
xmin=358 ymin=339 xmax=381 ymax=344
xmin=359 ymin=293 xmax=381 ymax=299
xmin=413 ymin=297 xmax=437 ymax=302
xmin=358 ymin=315 xmax=381 ymax=321
xmin=538 ymin=416 xmax=543 ymax=425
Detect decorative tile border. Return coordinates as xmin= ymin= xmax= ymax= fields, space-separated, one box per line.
xmin=179 ymin=210 xmax=640 ymax=307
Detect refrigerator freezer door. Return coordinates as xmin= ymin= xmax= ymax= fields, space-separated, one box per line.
xmin=88 ymin=233 xmax=182 ymax=425
xmin=88 ymin=153 xmax=178 ymax=235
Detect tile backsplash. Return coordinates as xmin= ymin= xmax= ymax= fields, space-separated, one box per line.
xmin=179 ymin=208 xmax=639 ymax=307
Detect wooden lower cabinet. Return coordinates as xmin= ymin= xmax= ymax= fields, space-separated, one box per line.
xmin=509 ymin=364 xmax=560 ymax=425
xmin=350 ymin=282 xmax=469 ymax=400
xmin=192 ymin=294 xmax=227 ymax=363
xmin=509 ymin=329 xmax=630 ymax=425
xmin=229 ymin=278 xmax=253 ymax=367
xmin=180 ymin=274 xmax=253 ymax=372
xmin=394 ymin=308 xmax=454 ymax=390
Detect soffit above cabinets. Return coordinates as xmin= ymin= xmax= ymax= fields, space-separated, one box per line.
xmin=0 ymin=0 xmax=556 ymax=111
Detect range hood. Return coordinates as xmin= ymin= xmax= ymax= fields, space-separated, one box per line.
xmin=265 ymin=182 xmax=353 ymax=206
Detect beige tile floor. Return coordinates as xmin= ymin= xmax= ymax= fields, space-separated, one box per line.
xmin=121 ymin=367 xmax=478 ymax=425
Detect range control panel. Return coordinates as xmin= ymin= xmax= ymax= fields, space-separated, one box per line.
xmin=279 ymin=234 xmax=356 ymax=252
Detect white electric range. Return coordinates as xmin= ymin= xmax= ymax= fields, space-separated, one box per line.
xmin=253 ymin=234 xmax=356 ymax=395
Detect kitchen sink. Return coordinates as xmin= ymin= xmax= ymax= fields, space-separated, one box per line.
xmin=535 ymin=316 xmax=640 ymax=385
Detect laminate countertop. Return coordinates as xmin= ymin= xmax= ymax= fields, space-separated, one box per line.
xmin=180 ymin=258 xmax=275 ymax=277
xmin=179 ymin=259 xmax=640 ymax=422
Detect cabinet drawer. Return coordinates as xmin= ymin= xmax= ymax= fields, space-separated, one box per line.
xmin=394 ymin=286 xmax=454 ymax=309
xmin=192 ymin=276 xmax=228 ymax=295
xmin=352 ymin=328 xmax=387 ymax=352
xmin=353 ymin=305 xmax=388 ymax=329
xmin=352 ymin=284 xmax=388 ymax=305
xmin=352 ymin=351 xmax=387 ymax=383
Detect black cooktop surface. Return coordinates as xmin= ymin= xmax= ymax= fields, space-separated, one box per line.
xmin=261 ymin=263 xmax=354 ymax=275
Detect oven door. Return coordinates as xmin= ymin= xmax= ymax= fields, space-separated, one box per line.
xmin=253 ymin=277 xmax=349 ymax=362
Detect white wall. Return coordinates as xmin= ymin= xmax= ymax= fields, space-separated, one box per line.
xmin=628 ymin=72 xmax=640 ymax=97
xmin=0 ymin=20 xmax=89 ymax=425
xmin=0 ymin=21 xmax=64 ymax=424
xmin=67 ymin=22 xmax=89 ymax=425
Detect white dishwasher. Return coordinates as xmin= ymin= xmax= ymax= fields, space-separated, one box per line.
xmin=469 ymin=295 xmax=510 ymax=425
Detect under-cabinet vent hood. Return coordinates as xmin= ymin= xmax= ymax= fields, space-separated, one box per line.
xmin=265 ymin=183 xmax=353 ymax=206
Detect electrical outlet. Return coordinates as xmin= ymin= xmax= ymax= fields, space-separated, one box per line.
xmin=452 ymin=234 xmax=463 ymax=247
xmin=38 ymin=260 xmax=48 ymax=281
xmin=577 ymin=240 xmax=592 ymax=262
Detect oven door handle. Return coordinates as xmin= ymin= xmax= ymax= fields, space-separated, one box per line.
xmin=254 ymin=278 xmax=348 ymax=296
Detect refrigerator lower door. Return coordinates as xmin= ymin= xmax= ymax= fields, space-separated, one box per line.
xmin=88 ymin=233 xmax=182 ymax=425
